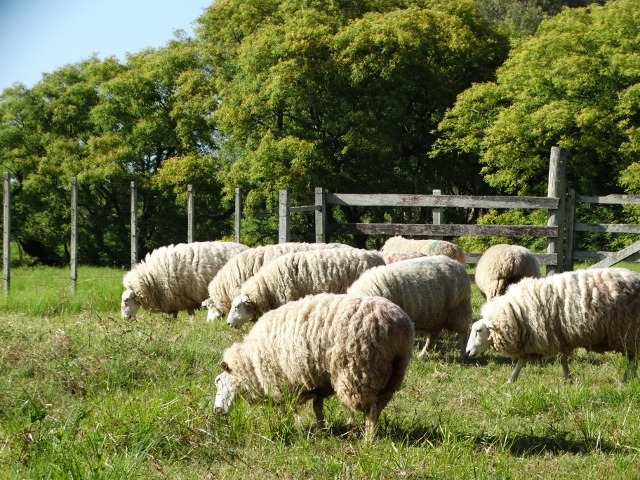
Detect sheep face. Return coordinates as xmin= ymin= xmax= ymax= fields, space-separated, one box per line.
xmin=201 ymin=299 xmax=222 ymax=322
xmin=214 ymin=363 xmax=236 ymax=414
xmin=466 ymin=319 xmax=494 ymax=357
xmin=227 ymin=295 xmax=255 ymax=328
xmin=121 ymin=289 xmax=141 ymax=320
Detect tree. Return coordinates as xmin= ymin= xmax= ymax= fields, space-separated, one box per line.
xmin=196 ymin=0 xmax=509 ymax=244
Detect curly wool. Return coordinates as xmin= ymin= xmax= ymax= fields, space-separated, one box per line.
xmin=378 ymin=250 xmax=425 ymax=264
xmin=381 ymin=236 xmax=465 ymax=264
xmin=238 ymin=247 xmax=386 ymax=318
xmin=348 ymin=255 xmax=472 ymax=357
xmin=483 ymin=268 xmax=640 ymax=361
xmin=475 ymin=244 xmax=541 ymax=300
xmin=206 ymin=242 xmax=345 ymax=316
xmin=123 ymin=241 xmax=248 ymax=315
xmin=221 ymin=293 xmax=414 ymax=423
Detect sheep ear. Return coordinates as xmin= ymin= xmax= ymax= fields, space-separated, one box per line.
xmin=483 ymin=320 xmax=494 ymax=330
xmin=242 ymin=295 xmax=251 ymax=303
xmin=220 ymin=361 xmax=231 ymax=373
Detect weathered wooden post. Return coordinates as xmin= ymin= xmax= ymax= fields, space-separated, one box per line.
xmin=279 ymin=190 xmax=291 ymax=243
xmin=564 ymin=189 xmax=576 ymax=271
xmin=235 ymin=188 xmax=242 ymax=244
xmin=3 ymin=172 xmax=10 ymax=295
xmin=70 ymin=177 xmax=78 ymax=294
xmin=187 ymin=184 xmax=194 ymax=243
xmin=315 ymin=187 xmax=326 ymax=243
xmin=432 ymin=189 xmax=443 ymax=239
xmin=547 ymin=146 xmax=567 ymax=274
xmin=130 ymin=181 xmax=138 ymax=268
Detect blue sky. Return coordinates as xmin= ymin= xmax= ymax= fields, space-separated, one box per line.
xmin=0 ymin=0 xmax=212 ymax=91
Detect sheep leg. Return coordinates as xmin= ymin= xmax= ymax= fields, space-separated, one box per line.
xmin=364 ymin=403 xmax=380 ymax=442
xmin=418 ymin=333 xmax=438 ymax=358
xmin=508 ymin=358 xmax=527 ymax=383
xmin=622 ymin=353 xmax=637 ymax=382
xmin=458 ymin=332 xmax=469 ymax=360
xmin=312 ymin=396 xmax=326 ymax=430
xmin=561 ymin=354 xmax=573 ymax=382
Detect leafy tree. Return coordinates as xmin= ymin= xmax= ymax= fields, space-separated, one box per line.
xmin=196 ymin=0 xmax=509 ymax=244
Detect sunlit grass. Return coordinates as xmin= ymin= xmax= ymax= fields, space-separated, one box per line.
xmin=1 ymin=265 xmax=640 ymax=478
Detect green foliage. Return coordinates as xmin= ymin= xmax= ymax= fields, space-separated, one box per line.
xmin=434 ymin=0 xmax=640 ymax=198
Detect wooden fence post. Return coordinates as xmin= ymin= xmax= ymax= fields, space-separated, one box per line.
xmin=3 ymin=172 xmax=10 ymax=295
xmin=279 ymin=190 xmax=290 ymax=243
xmin=315 ymin=187 xmax=326 ymax=243
xmin=70 ymin=177 xmax=78 ymax=294
xmin=432 ymin=189 xmax=443 ymax=239
xmin=235 ymin=188 xmax=242 ymax=244
xmin=187 ymin=184 xmax=194 ymax=243
xmin=547 ymin=146 xmax=567 ymax=274
xmin=130 ymin=181 xmax=138 ymax=268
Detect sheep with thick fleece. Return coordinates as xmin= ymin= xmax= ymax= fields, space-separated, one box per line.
xmin=227 ymin=248 xmax=386 ymax=327
xmin=466 ymin=268 xmax=640 ymax=382
xmin=121 ymin=241 xmax=248 ymax=319
xmin=475 ymin=244 xmax=541 ymax=301
xmin=379 ymin=250 xmax=425 ymax=264
xmin=381 ymin=236 xmax=465 ymax=264
xmin=347 ymin=255 xmax=472 ymax=358
xmin=214 ymin=293 xmax=414 ymax=440
xmin=202 ymin=242 xmax=347 ymax=321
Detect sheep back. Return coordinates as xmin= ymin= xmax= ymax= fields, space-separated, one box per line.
xmin=475 ymin=244 xmax=541 ymax=300
xmin=206 ymin=242 xmax=346 ymax=315
xmin=239 ymin=247 xmax=386 ymax=317
xmin=123 ymin=241 xmax=248 ymax=314
xmin=222 ymin=293 xmax=414 ymax=413
xmin=381 ymin=236 xmax=465 ymax=264
xmin=347 ymin=255 xmax=472 ymax=339
xmin=483 ymin=267 xmax=640 ymax=360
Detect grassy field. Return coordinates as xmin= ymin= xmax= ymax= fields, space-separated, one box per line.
xmin=1 ymin=265 xmax=640 ymax=479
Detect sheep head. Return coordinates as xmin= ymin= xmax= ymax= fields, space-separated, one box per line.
xmin=121 ymin=289 xmax=141 ymax=320
xmin=201 ymin=298 xmax=222 ymax=322
xmin=214 ymin=362 xmax=236 ymax=414
xmin=465 ymin=319 xmax=494 ymax=358
xmin=227 ymin=295 xmax=256 ymax=328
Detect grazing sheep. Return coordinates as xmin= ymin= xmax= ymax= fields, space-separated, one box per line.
xmin=475 ymin=244 xmax=541 ymax=300
xmin=381 ymin=236 xmax=465 ymax=264
xmin=466 ymin=268 xmax=640 ymax=382
xmin=227 ymin=248 xmax=386 ymax=328
xmin=214 ymin=293 xmax=414 ymax=440
xmin=348 ymin=255 xmax=472 ymax=358
xmin=121 ymin=241 xmax=248 ymax=320
xmin=202 ymin=242 xmax=347 ymax=321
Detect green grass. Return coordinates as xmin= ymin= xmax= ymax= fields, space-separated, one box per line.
xmin=1 ymin=265 xmax=640 ymax=479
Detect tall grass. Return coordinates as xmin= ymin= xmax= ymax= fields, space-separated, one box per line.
xmin=1 ymin=265 xmax=640 ymax=479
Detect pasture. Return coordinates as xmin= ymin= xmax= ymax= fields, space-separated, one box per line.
xmin=1 ymin=265 xmax=640 ymax=479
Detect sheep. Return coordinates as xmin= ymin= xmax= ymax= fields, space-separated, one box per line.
xmin=347 ymin=255 xmax=472 ymax=359
xmin=381 ymin=236 xmax=465 ymax=264
xmin=121 ymin=241 xmax=248 ymax=320
xmin=227 ymin=247 xmax=386 ymax=328
xmin=202 ymin=242 xmax=347 ymax=321
xmin=214 ymin=293 xmax=414 ymax=440
xmin=465 ymin=267 xmax=640 ymax=383
xmin=378 ymin=250 xmax=425 ymax=264
xmin=474 ymin=244 xmax=541 ymax=301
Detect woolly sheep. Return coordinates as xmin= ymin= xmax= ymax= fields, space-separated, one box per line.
xmin=466 ymin=268 xmax=640 ymax=383
xmin=475 ymin=244 xmax=541 ymax=301
xmin=121 ymin=241 xmax=248 ymax=320
xmin=214 ymin=293 xmax=414 ymax=440
xmin=378 ymin=250 xmax=425 ymax=264
xmin=202 ymin=242 xmax=347 ymax=321
xmin=227 ymin=247 xmax=386 ymax=328
xmin=381 ymin=236 xmax=465 ymax=264
xmin=347 ymin=255 xmax=472 ymax=358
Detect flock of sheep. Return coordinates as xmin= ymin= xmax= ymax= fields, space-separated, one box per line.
xmin=120 ymin=237 xmax=640 ymax=440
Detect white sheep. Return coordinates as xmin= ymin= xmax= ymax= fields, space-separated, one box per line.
xmin=381 ymin=236 xmax=465 ymax=264
xmin=121 ymin=241 xmax=248 ymax=320
xmin=378 ymin=250 xmax=425 ymax=264
xmin=227 ymin=247 xmax=386 ymax=328
xmin=474 ymin=244 xmax=541 ymax=300
xmin=202 ymin=242 xmax=347 ymax=321
xmin=466 ymin=267 xmax=640 ymax=383
xmin=214 ymin=293 xmax=414 ymax=440
xmin=347 ymin=255 xmax=472 ymax=358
